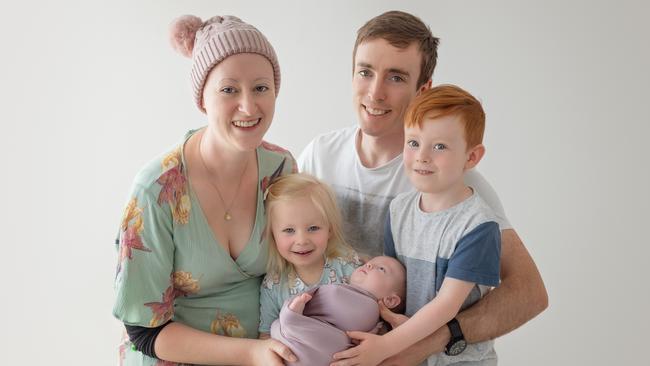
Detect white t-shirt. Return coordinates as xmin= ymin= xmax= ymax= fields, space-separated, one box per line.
xmin=299 ymin=125 xmax=511 ymax=257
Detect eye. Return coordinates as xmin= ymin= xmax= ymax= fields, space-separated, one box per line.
xmin=282 ymin=228 xmax=295 ymax=234
xmin=379 ymin=266 xmax=386 ymax=273
xmin=406 ymin=140 xmax=419 ymax=148
xmin=358 ymin=69 xmax=372 ymax=78
xmin=307 ymin=225 xmax=320 ymax=232
xmin=433 ymin=143 xmax=446 ymax=151
xmin=389 ymin=75 xmax=405 ymax=82
xmin=220 ymin=86 xmax=237 ymax=94
xmin=255 ymin=85 xmax=269 ymax=93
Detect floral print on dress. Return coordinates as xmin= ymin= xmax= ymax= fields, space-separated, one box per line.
xmin=260 ymin=158 xmax=286 ymax=198
xmin=144 ymin=271 xmax=200 ymax=327
xmin=211 ymin=310 xmax=247 ymax=338
xmin=157 ymin=147 xmax=191 ymax=224
xmin=117 ymin=198 xmax=151 ymax=275
xmin=260 ymin=141 xmax=298 ymax=173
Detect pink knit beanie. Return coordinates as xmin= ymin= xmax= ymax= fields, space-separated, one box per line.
xmin=169 ymin=15 xmax=281 ymax=112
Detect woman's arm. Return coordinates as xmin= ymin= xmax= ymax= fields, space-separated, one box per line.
xmin=155 ymin=322 xmax=296 ymax=365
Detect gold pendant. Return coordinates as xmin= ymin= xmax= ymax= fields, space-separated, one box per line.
xmin=224 ymin=212 xmax=232 ymax=221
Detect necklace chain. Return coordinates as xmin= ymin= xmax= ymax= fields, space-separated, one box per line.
xmin=197 ymin=134 xmax=249 ymax=221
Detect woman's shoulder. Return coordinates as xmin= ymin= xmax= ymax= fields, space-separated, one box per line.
xmin=258 ymin=141 xmax=297 ymax=170
xmin=131 ymin=144 xmax=186 ymax=194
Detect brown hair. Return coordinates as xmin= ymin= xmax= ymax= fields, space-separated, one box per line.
xmin=353 ymin=11 xmax=440 ymax=89
xmin=404 ymin=84 xmax=486 ymax=148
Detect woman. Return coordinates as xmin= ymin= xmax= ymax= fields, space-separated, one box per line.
xmin=113 ymin=15 xmax=298 ymax=365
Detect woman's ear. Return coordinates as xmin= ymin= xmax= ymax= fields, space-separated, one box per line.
xmin=381 ymin=294 xmax=402 ymax=310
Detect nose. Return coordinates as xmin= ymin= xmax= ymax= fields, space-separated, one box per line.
xmin=416 ymin=153 xmax=430 ymax=163
xmin=367 ymin=77 xmax=386 ymax=102
xmin=238 ymin=91 xmax=257 ymax=115
xmin=295 ymin=230 xmax=308 ymax=245
xmin=365 ymin=262 xmax=374 ymax=270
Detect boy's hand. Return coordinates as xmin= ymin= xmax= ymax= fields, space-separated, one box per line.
xmin=288 ymin=293 xmax=312 ymax=314
xmin=379 ymin=301 xmax=409 ymax=329
xmin=330 ymin=331 xmax=389 ymax=366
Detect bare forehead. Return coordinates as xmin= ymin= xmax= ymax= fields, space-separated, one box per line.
xmin=372 ymin=256 xmax=402 ymax=272
xmin=354 ymin=38 xmax=421 ymax=71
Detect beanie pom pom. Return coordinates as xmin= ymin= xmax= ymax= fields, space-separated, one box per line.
xmin=169 ymin=15 xmax=203 ymax=58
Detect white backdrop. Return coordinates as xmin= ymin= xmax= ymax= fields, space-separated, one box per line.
xmin=1 ymin=0 xmax=648 ymax=365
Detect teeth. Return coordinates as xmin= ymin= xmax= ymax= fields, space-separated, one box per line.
xmin=233 ymin=119 xmax=260 ymax=127
xmin=365 ymin=106 xmax=389 ymax=116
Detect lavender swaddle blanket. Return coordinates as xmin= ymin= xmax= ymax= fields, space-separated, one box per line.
xmin=270 ymin=284 xmax=380 ymax=366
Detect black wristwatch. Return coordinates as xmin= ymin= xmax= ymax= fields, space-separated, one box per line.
xmin=444 ymin=318 xmax=467 ymax=356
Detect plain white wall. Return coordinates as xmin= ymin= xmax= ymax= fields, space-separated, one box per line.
xmin=1 ymin=0 xmax=648 ymax=364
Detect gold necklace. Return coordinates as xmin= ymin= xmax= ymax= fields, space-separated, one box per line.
xmin=197 ymin=135 xmax=249 ymax=221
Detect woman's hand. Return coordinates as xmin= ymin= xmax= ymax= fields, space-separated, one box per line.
xmin=249 ymin=338 xmax=297 ymax=366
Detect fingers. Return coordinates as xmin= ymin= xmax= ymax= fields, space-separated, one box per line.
xmin=378 ymin=303 xmax=397 ymax=325
xmin=288 ymin=293 xmax=312 ymax=313
xmin=346 ymin=330 xmax=369 ymax=341
xmin=331 ymin=345 xmax=360 ymax=363
xmin=270 ymin=339 xmax=297 ymax=363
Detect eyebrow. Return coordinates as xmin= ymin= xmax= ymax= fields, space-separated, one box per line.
xmin=356 ymin=62 xmax=410 ymax=77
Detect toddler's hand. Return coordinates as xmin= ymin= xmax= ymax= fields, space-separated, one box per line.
xmin=288 ymin=293 xmax=312 ymax=314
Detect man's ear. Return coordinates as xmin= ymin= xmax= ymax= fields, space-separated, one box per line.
xmin=382 ymin=294 xmax=402 ymax=310
xmin=417 ymin=79 xmax=433 ymax=94
xmin=464 ymin=144 xmax=485 ymax=170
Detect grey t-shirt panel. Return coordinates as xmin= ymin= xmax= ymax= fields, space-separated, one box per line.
xmin=388 ymin=190 xmax=500 ymax=366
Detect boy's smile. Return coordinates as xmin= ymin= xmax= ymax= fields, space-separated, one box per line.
xmin=403 ymin=113 xmax=483 ymax=211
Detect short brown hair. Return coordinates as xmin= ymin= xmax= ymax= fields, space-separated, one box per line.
xmin=404 ymin=84 xmax=486 ymax=148
xmin=353 ymin=11 xmax=440 ymax=89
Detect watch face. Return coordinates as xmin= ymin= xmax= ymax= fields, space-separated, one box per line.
xmin=448 ymin=340 xmax=467 ymax=356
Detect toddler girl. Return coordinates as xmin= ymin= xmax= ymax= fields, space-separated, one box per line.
xmin=258 ymin=173 xmax=362 ymax=338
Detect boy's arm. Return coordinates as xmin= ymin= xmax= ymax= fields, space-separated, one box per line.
xmin=378 ymin=229 xmax=548 ymax=365
xmin=332 ymin=278 xmax=475 ymax=366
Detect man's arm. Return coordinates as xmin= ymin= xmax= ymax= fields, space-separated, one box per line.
xmin=379 ymin=229 xmax=548 ymax=365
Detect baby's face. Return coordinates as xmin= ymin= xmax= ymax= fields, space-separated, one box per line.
xmin=350 ymin=256 xmax=405 ymax=300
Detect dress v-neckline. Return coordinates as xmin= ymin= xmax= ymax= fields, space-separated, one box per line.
xmin=182 ymin=129 xmax=262 ymax=267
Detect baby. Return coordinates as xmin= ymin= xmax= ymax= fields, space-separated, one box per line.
xmin=270 ymin=256 xmax=405 ymax=366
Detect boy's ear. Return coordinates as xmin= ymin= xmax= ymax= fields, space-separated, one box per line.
xmin=382 ymin=294 xmax=402 ymax=310
xmin=464 ymin=144 xmax=485 ymax=170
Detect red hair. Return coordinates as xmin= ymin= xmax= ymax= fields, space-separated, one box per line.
xmin=404 ymin=84 xmax=486 ymax=148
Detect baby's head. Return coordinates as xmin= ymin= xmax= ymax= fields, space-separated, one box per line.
xmin=350 ymin=256 xmax=406 ymax=311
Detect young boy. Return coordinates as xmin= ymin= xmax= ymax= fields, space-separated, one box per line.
xmin=335 ymin=85 xmax=501 ymax=366
xmin=270 ymin=256 xmax=406 ymax=366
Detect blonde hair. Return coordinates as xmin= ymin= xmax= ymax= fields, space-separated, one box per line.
xmin=264 ymin=173 xmax=354 ymax=278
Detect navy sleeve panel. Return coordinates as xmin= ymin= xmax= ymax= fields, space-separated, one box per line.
xmin=124 ymin=320 xmax=173 ymax=359
xmin=384 ymin=213 xmax=397 ymax=258
xmin=446 ymin=221 xmax=501 ymax=287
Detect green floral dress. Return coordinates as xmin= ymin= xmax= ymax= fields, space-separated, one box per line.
xmin=113 ymin=129 xmax=297 ymax=365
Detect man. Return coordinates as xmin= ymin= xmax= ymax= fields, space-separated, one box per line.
xmin=299 ymin=10 xmax=547 ymax=365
